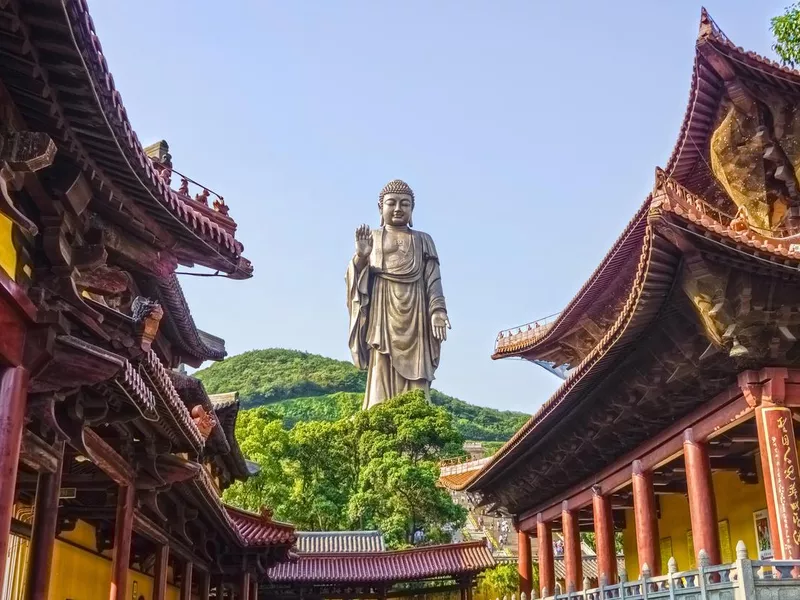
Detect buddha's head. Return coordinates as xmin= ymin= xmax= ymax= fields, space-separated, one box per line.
xmin=378 ymin=179 xmax=414 ymax=227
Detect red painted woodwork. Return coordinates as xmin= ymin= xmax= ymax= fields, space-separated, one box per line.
xmin=517 ymin=530 xmax=532 ymax=597
xmin=109 ymin=485 xmax=134 ymax=600
xmin=240 ymin=572 xmax=251 ymax=600
xmin=181 ymin=562 xmax=194 ymax=600
xmin=518 ymin=383 xmax=749 ymax=530
xmin=592 ymin=487 xmax=617 ymax=584
xmin=0 ymin=270 xmax=36 ymax=367
xmin=683 ymin=429 xmax=721 ymax=565
xmin=25 ymin=440 xmax=65 ymax=599
xmin=562 ymin=503 xmax=582 ymax=592
xmin=153 ymin=544 xmax=169 ymax=600
xmin=250 ymin=578 xmax=258 ymax=600
xmin=537 ymin=515 xmax=555 ymax=597
xmin=756 ymin=405 xmax=800 ymax=559
xmin=0 ymin=366 xmax=29 ymax=594
xmin=632 ymin=460 xmax=661 ymax=576
xmin=198 ymin=570 xmax=211 ymax=600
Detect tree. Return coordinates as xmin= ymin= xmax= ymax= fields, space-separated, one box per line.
xmin=479 ymin=563 xmax=521 ymax=599
xmin=772 ymin=4 xmax=800 ymax=66
xmin=224 ymin=389 xmax=467 ymax=548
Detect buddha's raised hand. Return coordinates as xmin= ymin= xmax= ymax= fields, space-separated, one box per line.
xmin=355 ymin=224 xmax=373 ymax=258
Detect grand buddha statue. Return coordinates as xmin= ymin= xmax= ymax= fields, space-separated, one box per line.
xmin=346 ymin=179 xmax=450 ymax=410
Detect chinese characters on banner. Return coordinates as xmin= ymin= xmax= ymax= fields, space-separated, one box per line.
xmin=762 ymin=407 xmax=800 ymax=558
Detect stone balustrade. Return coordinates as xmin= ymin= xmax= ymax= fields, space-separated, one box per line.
xmin=497 ymin=541 xmax=800 ymax=600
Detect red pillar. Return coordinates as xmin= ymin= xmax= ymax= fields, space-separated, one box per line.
xmin=240 ymin=572 xmax=251 ymax=600
xmin=153 ymin=544 xmax=169 ymax=600
xmin=632 ymin=460 xmax=661 ymax=576
xmin=756 ymin=404 xmax=800 ymax=559
xmin=25 ymin=440 xmax=65 ymax=600
xmin=518 ymin=529 xmax=532 ymax=597
xmin=537 ymin=514 xmax=555 ymax=597
xmin=562 ymin=502 xmax=582 ymax=592
xmin=181 ymin=561 xmax=194 ymax=600
xmin=592 ymin=486 xmax=617 ymax=585
xmin=250 ymin=577 xmax=259 ymax=600
xmin=198 ymin=570 xmax=211 ymax=600
xmin=0 ymin=367 xmax=29 ymax=594
xmin=684 ymin=428 xmax=721 ymax=565
xmin=109 ymin=485 xmax=135 ymax=600
xmin=211 ymin=576 xmax=225 ymax=600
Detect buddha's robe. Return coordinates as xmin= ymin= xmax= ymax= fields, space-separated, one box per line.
xmin=346 ymin=227 xmax=447 ymax=410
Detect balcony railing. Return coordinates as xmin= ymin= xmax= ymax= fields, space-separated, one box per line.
xmin=495 ymin=313 xmax=561 ymax=352
xmin=495 ymin=540 xmax=799 ymax=600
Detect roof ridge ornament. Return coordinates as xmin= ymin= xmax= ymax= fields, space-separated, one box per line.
xmin=698 ymin=7 xmax=730 ymax=45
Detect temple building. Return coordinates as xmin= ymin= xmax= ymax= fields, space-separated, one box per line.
xmin=447 ymin=10 xmax=800 ymax=600
xmin=0 ymin=1 xmax=495 ymax=599
xmin=263 ymin=532 xmax=494 ymax=600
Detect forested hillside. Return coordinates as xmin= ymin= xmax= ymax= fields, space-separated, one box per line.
xmin=194 ymin=348 xmax=528 ymax=441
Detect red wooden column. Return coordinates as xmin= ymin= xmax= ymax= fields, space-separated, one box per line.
xmin=683 ymin=428 xmax=721 ymax=565
xmin=537 ymin=514 xmax=555 ymax=597
xmin=632 ymin=460 xmax=661 ymax=576
xmin=109 ymin=485 xmax=135 ymax=600
xmin=240 ymin=572 xmax=251 ymax=600
xmin=250 ymin=577 xmax=259 ymax=600
xmin=517 ymin=529 xmax=533 ymax=597
xmin=0 ymin=366 xmax=29 ymax=594
xmin=592 ymin=486 xmax=617 ymax=585
xmin=180 ymin=561 xmax=194 ymax=600
xmin=562 ymin=501 xmax=582 ymax=592
xmin=153 ymin=544 xmax=169 ymax=600
xmin=756 ymin=403 xmax=800 ymax=559
xmin=25 ymin=440 xmax=65 ymax=600
xmin=198 ymin=570 xmax=211 ymax=600
xmin=211 ymin=575 xmax=225 ymax=600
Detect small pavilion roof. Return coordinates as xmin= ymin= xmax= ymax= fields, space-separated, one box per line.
xmin=225 ymin=505 xmax=297 ymax=547
xmin=295 ymin=531 xmax=386 ymax=553
xmin=267 ymin=541 xmax=495 ymax=584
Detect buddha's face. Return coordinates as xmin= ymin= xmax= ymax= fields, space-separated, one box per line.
xmin=381 ymin=192 xmax=413 ymax=227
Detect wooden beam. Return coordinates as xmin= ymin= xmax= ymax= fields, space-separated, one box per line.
xmin=82 ymin=427 xmax=134 ymax=486
xmin=19 ymin=429 xmax=59 ymax=473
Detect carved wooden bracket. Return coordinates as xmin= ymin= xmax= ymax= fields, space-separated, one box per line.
xmin=0 ymin=130 xmax=57 ymax=236
xmin=131 ymin=296 xmax=164 ymax=352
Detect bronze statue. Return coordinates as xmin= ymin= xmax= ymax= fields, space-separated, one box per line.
xmin=346 ymin=179 xmax=450 ymax=410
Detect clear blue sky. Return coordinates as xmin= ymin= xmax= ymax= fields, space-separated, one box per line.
xmin=89 ymin=0 xmax=784 ymax=414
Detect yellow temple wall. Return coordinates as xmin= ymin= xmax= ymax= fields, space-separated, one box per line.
xmin=0 ymin=213 xmax=18 ymax=279
xmin=622 ymin=469 xmax=767 ymax=579
xmin=46 ymin=519 xmax=179 ymax=600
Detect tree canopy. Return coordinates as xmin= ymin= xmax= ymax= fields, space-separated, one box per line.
xmin=772 ymin=3 xmax=800 ymax=66
xmin=194 ymin=348 xmax=529 ymax=442
xmin=223 ymin=390 xmax=468 ymax=548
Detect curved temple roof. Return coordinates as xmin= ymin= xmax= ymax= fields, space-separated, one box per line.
xmin=0 ymin=0 xmax=252 ymax=278
xmin=267 ymin=541 xmax=495 ymax=584
xmin=456 ymin=9 xmax=800 ymax=500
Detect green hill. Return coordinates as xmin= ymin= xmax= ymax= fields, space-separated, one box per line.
xmin=194 ymin=348 xmax=529 ymax=442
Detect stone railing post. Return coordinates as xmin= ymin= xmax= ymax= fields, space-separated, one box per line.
xmin=697 ymin=550 xmax=709 ymax=600
xmin=642 ymin=563 xmax=651 ymax=600
xmin=733 ymin=541 xmax=754 ymax=600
